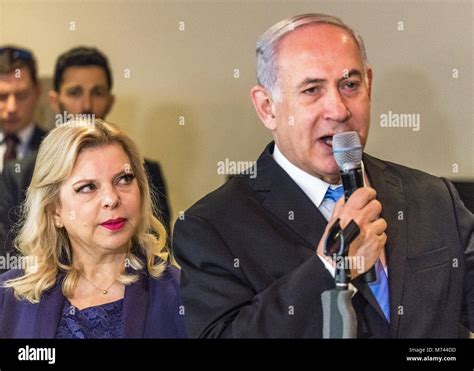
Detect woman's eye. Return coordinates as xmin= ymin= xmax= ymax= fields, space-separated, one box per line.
xmin=118 ymin=174 xmax=135 ymax=185
xmin=75 ymin=184 xmax=96 ymax=194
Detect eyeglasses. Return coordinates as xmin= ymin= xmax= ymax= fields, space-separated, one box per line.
xmin=0 ymin=47 xmax=33 ymax=62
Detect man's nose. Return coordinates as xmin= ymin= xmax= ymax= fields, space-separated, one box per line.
xmin=81 ymin=94 xmax=92 ymax=113
xmin=322 ymin=88 xmax=351 ymax=123
xmin=6 ymin=94 xmax=17 ymax=113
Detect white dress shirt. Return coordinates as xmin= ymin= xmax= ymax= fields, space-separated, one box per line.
xmin=272 ymin=144 xmax=386 ymax=282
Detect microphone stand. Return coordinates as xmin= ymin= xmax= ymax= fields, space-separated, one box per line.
xmin=321 ymin=219 xmax=359 ymax=338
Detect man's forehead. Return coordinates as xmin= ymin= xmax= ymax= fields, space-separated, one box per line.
xmin=61 ymin=66 xmax=108 ymax=84
xmin=275 ymin=24 xmax=364 ymax=79
xmin=0 ymin=68 xmax=34 ymax=85
xmin=278 ymin=23 xmax=358 ymax=54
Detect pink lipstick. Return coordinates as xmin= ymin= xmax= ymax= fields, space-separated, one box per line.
xmin=101 ymin=218 xmax=126 ymax=231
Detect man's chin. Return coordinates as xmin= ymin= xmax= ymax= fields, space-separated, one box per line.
xmin=310 ymin=161 xmax=341 ymax=182
xmin=0 ymin=122 xmax=23 ymax=135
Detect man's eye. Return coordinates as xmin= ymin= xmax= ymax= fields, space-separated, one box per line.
xmin=75 ymin=183 xmax=96 ymax=193
xmin=67 ymin=89 xmax=82 ymax=97
xmin=0 ymin=94 xmax=8 ymax=101
xmin=342 ymin=81 xmax=360 ymax=91
xmin=92 ymin=90 xmax=107 ymax=97
xmin=303 ymin=86 xmax=320 ymax=95
xmin=16 ymin=92 xmax=30 ymax=100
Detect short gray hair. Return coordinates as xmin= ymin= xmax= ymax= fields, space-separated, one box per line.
xmin=256 ymin=13 xmax=369 ymax=99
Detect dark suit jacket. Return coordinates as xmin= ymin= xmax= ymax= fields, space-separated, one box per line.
xmin=0 ymin=124 xmax=44 ymax=171
xmin=0 ymin=147 xmax=171 ymax=266
xmin=173 ymin=142 xmax=474 ymax=338
xmin=0 ymin=264 xmax=186 ymax=338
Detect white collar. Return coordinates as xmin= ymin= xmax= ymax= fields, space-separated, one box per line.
xmin=272 ymin=144 xmax=337 ymax=208
xmin=0 ymin=123 xmax=35 ymax=145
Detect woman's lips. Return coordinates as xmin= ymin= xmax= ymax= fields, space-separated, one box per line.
xmin=100 ymin=218 xmax=126 ymax=231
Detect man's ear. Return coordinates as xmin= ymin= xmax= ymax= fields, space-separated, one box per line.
xmin=48 ymin=90 xmax=60 ymax=114
xmin=366 ymin=68 xmax=373 ymax=100
xmin=250 ymin=85 xmax=277 ymax=131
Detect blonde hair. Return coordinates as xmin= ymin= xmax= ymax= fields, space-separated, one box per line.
xmin=4 ymin=119 xmax=168 ymax=303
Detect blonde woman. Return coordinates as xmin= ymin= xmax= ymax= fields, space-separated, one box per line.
xmin=0 ymin=120 xmax=186 ymax=338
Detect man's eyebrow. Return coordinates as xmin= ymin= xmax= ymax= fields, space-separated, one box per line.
xmin=296 ymin=70 xmax=363 ymax=89
xmin=91 ymin=85 xmax=109 ymax=91
xmin=71 ymin=170 xmax=131 ymax=187
xmin=339 ymin=69 xmax=363 ymax=81
xmin=296 ymin=78 xmax=326 ymax=89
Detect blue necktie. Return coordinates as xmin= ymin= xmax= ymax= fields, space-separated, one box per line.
xmin=324 ymin=186 xmax=344 ymax=202
xmin=368 ymin=260 xmax=390 ymax=322
xmin=324 ymin=184 xmax=390 ymax=322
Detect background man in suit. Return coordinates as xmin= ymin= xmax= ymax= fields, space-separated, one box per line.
xmin=0 ymin=47 xmax=171 ymax=270
xmin=0 ymin=46 xmax=45 ymax=174
xmin=173 ymin=13 xmax=474 ymax=338
xmin=0 ymin=47 xmax=46 ymax=267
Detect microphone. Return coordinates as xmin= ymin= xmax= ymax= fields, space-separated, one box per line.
xmin=332 ymin=131 xmax=376 ymax=283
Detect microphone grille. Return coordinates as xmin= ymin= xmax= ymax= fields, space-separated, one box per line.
xmin=332 ymin=131 xmax=363 ymax=169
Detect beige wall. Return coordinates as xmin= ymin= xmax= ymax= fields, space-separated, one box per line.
xmin=1 ymin=0 xmax=472 ymax=224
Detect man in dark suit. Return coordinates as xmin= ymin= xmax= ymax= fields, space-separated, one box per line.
xmin=173 ymin=14 xmax=474 ymax=338
xmin=0 ymin=47 xmax=46 ymax=265
xmin=0 ymin=47 xmax=171 ymax=268
xmin=0 ymin=46 xmax=45 ymax=173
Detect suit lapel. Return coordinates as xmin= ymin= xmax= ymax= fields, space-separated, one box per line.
xmin=251 ymin=144 xmax=408 ymax=336
xmin=254 ymin=143 xmax=328 ymax=250
xmin=363 ymin=154 xmax=408 ymax=337
xmin=28 ymin=125 xmax=46 ymax=152
xmin=34 ymin=277 xmax=65 ymax=337
xmin=122 ymin=271 xmax=149 ymax=338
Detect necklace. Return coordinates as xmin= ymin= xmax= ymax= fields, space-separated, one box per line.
xmin=81 ymin=275 xmax=117 ymax=295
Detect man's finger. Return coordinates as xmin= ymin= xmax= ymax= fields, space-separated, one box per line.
xmin=345 ymin=187 xmax=377 ymax=210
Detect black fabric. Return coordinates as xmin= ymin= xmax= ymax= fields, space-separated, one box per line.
xmin=173 ymin=142 xmax=474 ymax=338
xmin=452 ymin=181 xmax=474 ymax=214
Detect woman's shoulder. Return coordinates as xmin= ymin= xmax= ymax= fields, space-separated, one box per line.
xmin=143 ymin=263 xmax=181 ymax=298
xmin=147 ymin=263 xmax=181 ymax=285
xmin=0 ymin=268 xmax=24 ymax=285
xmin=0 ymin=269 xmax=25 ymax=315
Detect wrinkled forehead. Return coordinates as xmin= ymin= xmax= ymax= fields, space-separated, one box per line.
xmin=276 ymin=23 xmax=364 ymax=68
